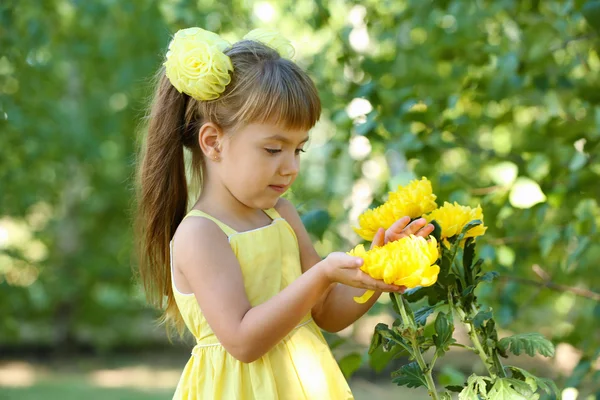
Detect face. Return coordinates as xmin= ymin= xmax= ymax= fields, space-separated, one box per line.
xmin=217 ymin=122 xmax=309 ymax=210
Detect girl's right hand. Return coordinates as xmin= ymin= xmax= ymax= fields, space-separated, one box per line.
xmin=320 ymin=252 xmax=403 ymax=292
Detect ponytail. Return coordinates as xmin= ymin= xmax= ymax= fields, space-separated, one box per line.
xmin=134 ymin=69 xmax=201 ymax=335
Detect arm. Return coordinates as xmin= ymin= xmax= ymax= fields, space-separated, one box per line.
xmin=275 ymin=199 xmax=386 ymax=332
xmin=276 ymin=199 xmax=434 ymax=333
xmin=174 ymin=217 xmax=396 ymax=363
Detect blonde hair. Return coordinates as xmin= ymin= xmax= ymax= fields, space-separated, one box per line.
xmin=134 ymin=39 xmax=321 ymax=335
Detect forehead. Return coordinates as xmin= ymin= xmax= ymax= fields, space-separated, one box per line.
xmin=234 ymin=123 xmax=309 ymax=143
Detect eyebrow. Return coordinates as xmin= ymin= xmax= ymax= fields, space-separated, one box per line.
xmin=265 ymin=134 xmax=310 ymax=145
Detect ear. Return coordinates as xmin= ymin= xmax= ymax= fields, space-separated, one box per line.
xmin=198 ymin=122 xmax=225 ymax=161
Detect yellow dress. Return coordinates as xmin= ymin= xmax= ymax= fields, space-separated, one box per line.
xmin=170 ymin=208 xmax=354 ymax=400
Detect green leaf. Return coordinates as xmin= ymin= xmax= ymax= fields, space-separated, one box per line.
xmin=462 ymin=285 xmax=475 ymax=297
xmin=463 ymin=237 xmax=476 ymax=285
xmin=440 ymin=392 xmax=453 ymax=400
xmin=438 ymin=246 xmax=458 ymax=287
xmin=485 ymin=318 xmax=499 ymax=343
xmin=401 ymin=295 xmax=415 ymax=321
xmin=472 ymin=309 xmax=493 ymax=330
xmin=414 ymin=305 xmax=437 ymax=326
xmin=403 ymin=284 xmax=445 ymax=306
xmin=369 ymin=343 xmax=406 ymax=372
xmin=583 ymin=0 xmax=600 ymax=33
xmin=368 ymin=328 xmax=382 ymax=354
xmin=446 ymin=385 xmax=465 ymax=393
xmin=374 ymin=323 xmax=413 ymax=354
xmin=417 ymin=336 xmax=435 ymax=353
xmin=438 ymin=364 xmax=467 ymax=386
xmin=477 ymin=271 xmax=499 ymax=283
xmin=459 ymin=220 xmax=483 ymax=239
xmin=433 ymin=312 xmax=456 ymax=356
xmin=507 ymin=366 xmax=560 ymax=397
xmin=402 ymin=286 xmax=428 ymax=303
xmin=471 ymin=259 xmax=484 ymax=279
xmin=459 ymin=375 xmax=492 ymax=400
xmin=487 ymin=378 xmax=537 ymax=400
xmin=497 ymin=333 xmax=555 ymax=358
xmin=430 ymin=219 xmax=442 ymax=242
xmin=338 ymin=352 xmax=363 ymax=379
xmin=392 ymin=362 xmax=427 ymax=388
xmin=300 ymin=209 xmax=331 ymax=240
xmin=390 ymin=292 xmax=402 ymax=316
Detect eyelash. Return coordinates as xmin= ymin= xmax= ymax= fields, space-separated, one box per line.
xmin=265 ymin=148 xmax=306 ymax=155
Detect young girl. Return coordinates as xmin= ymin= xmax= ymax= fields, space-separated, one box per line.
xmin=135 ymin=27 xmax=434 ymax=399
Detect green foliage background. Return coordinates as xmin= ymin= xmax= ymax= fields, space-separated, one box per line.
xmin=1 ymin=0 xmax=599 ymax=392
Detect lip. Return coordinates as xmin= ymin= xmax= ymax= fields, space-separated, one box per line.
xmin=269 ymin=185 xmax=288 ymax=193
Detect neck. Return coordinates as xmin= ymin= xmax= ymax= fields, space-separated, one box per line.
xmin=194 ymin=174 xmax=268 ymax=228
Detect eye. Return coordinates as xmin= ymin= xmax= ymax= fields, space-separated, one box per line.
xmin=265 ymin=148 xmax=281 ymax=154
xmin=295 ymin=148 xmax=306 ymax=155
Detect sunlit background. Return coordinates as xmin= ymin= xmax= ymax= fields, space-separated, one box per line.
xmin=1 ymin=0 xmax=600 ymax=398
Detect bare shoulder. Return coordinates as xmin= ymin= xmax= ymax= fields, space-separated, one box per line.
xmin=275 ymin=198 xmax=299 ymax=220
xmin=172 ymin=215 xmax=231 ymax=270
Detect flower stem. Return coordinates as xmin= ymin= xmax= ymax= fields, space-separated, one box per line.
xmin=450 ymin=343 xmax=477 ymax=352
xmin=453 ymin=302 xmax=496 ymax=378
xmin=411 ymin=339 xmax=440 ymax=400
xmin=470 ymin=304 xmax=506 ymax=378
xmin=396 ymin=294 xmax=415 ymax=330
xmin=396 ymin=294 xmax=439 ymax=400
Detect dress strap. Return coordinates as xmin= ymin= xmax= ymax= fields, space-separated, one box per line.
xmin=184 ymin=210 xmax=238 ymax=237
xmin=263 ymin=208 xmax=282 ymax=220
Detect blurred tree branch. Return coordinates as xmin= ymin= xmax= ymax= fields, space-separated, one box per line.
xmin=500 ymin=275 xmax=600 ymax=302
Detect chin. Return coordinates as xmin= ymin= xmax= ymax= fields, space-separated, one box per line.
xmin=242 ymin=195 xmax=278 ymax=211
xmin=258 ymin=196 xmax=280 ymax=210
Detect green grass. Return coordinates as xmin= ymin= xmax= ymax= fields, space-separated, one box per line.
xmin=1 ymin=380 xmax=426 ymax=400
xmin=2 ymin=380 xmax=425 ymax=400
xmin=1 ymin=380 xmax=173 ymax=400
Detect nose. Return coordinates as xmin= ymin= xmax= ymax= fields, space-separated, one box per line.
xmin=280 ymin=153 xmax=300 ymax=176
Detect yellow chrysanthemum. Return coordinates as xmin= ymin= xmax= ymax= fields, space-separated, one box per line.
xmin=425 ymin=201 xmax=487 ymax=240
xmin=243 ymin=28 xmax=295 ymax=59
xmin=164 ymin=27 xmax=233 ymax=101
xmin=354 ymin=177 xmax=438 ymax=241
xmin=348 ymin=235 xmax=440 ymax=303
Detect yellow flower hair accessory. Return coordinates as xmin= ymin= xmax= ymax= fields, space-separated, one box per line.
xmin=354 ymin=177 xmax=438 ymax=241
xmin=243 ymin=28 xmax=295 ymax=59
xmin=348 ymin=235 xmax=440 ymax=303
xmin=425 ymin=202 xmax=487 ymax=240
xmin=164 ymin=27 xmax=233 ymax=101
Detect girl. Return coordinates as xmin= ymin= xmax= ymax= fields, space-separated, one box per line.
xmin=134 ymin=27 xmax=434 ymax=399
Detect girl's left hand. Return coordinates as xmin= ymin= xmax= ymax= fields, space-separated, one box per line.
xmin=381 ymin=216 xmax=434 ymax=246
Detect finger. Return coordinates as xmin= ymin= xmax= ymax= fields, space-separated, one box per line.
xmin=403 ymin=218 xmax=428 ymax=236
xmin=360 ymin=274 xmax=402 ymax=292
xmin=416 ymin=223 xmax=435 ymax=238
xmin=330 ymin=252 xmax=364 ymax=268
xmin=387 ymin=217 xmax=427 ymax=242
xmin=370 ymin=228 xmax=385 ymax=250
xmin=384 ymin=216 xmax=410 ymax=243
